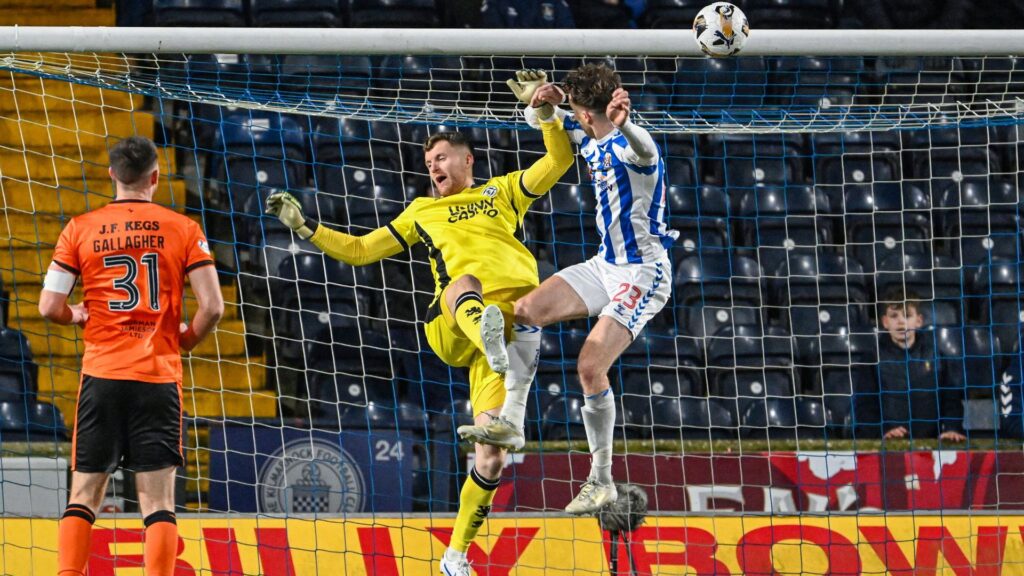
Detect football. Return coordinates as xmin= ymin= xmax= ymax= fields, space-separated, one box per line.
xmin=693 ymin=2 xmax=749 ymax=58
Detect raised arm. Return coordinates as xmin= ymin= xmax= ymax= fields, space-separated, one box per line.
xmin=607 ymin=88 xmax=658 ymax=166
xmin=520 ymin=115 xmax=574 ymax=197
xmin=265 ymin=192 xmax=405 ymax=266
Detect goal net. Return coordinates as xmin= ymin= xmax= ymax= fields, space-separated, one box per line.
xmin=2 ymin=27 xmax=1024 ymax=574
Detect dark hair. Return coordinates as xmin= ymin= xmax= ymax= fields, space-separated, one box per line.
xmin=880 ymin=285 xmax=923 ymax=316
xmin=563 ymin=63 xmax=622 ymax=112
xmin=109 ymin=136 xmax=158 ymax=187
xmin=423 ymin=131 xmax=474 ymax=155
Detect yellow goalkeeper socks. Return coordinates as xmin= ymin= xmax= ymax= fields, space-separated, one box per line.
xmin=449 ymin=466 xmax=500 ymax=553
xmin=453 ymin=291 xmax=486 ymax=352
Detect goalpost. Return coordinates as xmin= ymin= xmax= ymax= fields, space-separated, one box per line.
xmin=2 ymin=26 xmax=1024 ymax=575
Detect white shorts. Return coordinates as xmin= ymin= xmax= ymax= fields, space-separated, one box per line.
xmin=556 ymin=253 xmax=673 ymax=339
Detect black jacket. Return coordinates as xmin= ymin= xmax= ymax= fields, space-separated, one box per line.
xmin=854 ymin=333 xmax=965 ymax=439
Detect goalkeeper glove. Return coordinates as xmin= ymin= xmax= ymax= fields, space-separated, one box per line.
xmin=507 ymin=69 xmax=554 ymax=121
xmin=265 ymin=191 xmax=316 ymax=240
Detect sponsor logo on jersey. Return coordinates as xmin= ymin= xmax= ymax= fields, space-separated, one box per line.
xmin=482 ymin=185 xmax=498 ymax=197
xmin=198 ymin=240 xmax=210 ymax=254
xmin=258 ymin=438 xmax=365 ymax=514
xmin=448 ymin=198 xmax=500 ymax=222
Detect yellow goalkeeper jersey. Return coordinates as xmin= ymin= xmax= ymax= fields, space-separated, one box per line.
xmin=387 ymin=171 xmax=542 ymax=301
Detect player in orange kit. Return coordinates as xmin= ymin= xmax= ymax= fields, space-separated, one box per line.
xmin=38 ymin=136 xmax=224 ymax=576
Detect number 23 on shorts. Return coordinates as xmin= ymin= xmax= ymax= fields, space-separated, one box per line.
xmin=612 ymin=283 xmax=642 ymax=310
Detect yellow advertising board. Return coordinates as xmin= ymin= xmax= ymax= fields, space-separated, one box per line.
xmin=3 ymin=515 xmax=1023 ymax=575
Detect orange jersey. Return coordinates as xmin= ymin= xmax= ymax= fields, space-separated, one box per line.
xmin=50 ymin=200 xmax=214 ymax=383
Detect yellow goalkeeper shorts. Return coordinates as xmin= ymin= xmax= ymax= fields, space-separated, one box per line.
xmin=423 ymin=286 xmax=530 ymax=416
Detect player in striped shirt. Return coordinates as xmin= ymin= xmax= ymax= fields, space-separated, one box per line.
xmin=460 ymin=63 xmax=677 ymax=515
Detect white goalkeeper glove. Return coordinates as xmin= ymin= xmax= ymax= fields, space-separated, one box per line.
xmin=507 ymin=69 xmax=554 ymax=121
xmin=265 ymin=191 xmax=316 ymax=240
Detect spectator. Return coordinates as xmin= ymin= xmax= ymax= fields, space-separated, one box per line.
xmin=854 ymin=288 xmax=966 ymax=442
xmin=480 ymin=0 xmax=576 ymax=28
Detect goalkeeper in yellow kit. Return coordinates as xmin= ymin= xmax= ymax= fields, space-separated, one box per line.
xmin=266 ymin=71 xmax=570 ymax=576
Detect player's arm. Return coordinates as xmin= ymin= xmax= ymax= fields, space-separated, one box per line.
xmin=265 ymin=192 xmax=406 ymax=266
xmin=38 ymin=264 xmax=87 ymax=326
xmin=180 ymin=263 xmax=224 ymax=351
xmin=607 ymin=87 xmax=658 ymax=166
xmin=520 ymin=115 xmax=574 ymax=197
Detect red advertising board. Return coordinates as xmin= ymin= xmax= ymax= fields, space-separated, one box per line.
xmin=491 ymin=450 xmax=1024 ymax=512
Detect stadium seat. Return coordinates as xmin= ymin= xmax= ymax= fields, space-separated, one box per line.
xmin=769 ymin=250 xmax=870 ymax=309
xmin=908 ymin=127 xmax=1003 ymax=183
xmin=376 ymin=55 xmax=466 ymax=108
xmin=680 ymin=304 xmax=764 ymax=341
xmin=735 ymin=184 xmax=830 ymax=272
xmin=876 ymin=253 xmax=965 ymax=327
xmin=705 ymin=134 xmax=807 ymax=188
xmin=542 ymin=396 xmax=587 ymax=441
xmin=650 ymin=396 xmax=735 ymax=440
xmin=0 ymin=328 xmax=37 ymax=402
xmin=151 ymin=0 xmax=246 ymax=26
xmin=740 ymin=397 xmax=799 ymax=439
xmin=672 ymin=57 xmax=769 ymax=110
xmin=795 ymin=396 xmax=829 ymax=439
xmin=811 ymin=131 xmax=901 ymax=194
xmin=0 ymin=400 xmax=66 ymax=441
xmin=667 ymin=184 xmax=730 ymax=255
xmin=251 ymin=0 xmax=345 ymax=26
xmin=937 ymin=179 xmax=1021 ymax=266
xmin=304 ymin=329 xmax=398 ymax=416
xmin=208 ymin=111 xmax=307 ymax=236
xmin=339 ymin=400 xmax=427 ymax=431
xmin=769 ymin=56 xmax=867 ymax=109
xmin=282 ymin=55 xmax=372 ymax=98
xmin=842 ymin=182 xmax=932 ymax=273
xmin=0 ymin=400 xmax=28 ymax=437
xmin=800 ymin=331 xmax=878 ymax=434
xmin=742 ymin=0 xmax=839 ymax=28
xmin=642 ymin=0 xmax=705 ymax=29
xmin=674 ymin=250 xmax=764 ymax=309
xmin=971 ymin=260 xmax=1024 ymax=353
xmin=873 ymin=56 xmax=968 ymax=107
xmin=349 ymin=0 xmax=439 ymax=27
xmin=547 ymin=184 xmax=600 ymax=269
xmin=313 ymin=117 xmax=402 ymax=195
xmin=938 ymin=326 xmax=1003 ymax=398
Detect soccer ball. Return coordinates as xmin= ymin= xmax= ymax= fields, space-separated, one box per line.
xmin=693 ymin=2 xmax=749 ymax=58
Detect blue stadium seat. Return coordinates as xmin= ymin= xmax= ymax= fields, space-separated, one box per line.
xmin=344 ymin=183 xmax=409 ymax=232
xmin=339 ymin=400 xmax=427 ymax=431
xmin=873 ymin=56 xmax=968 ymax=107
xmin=0 ymin=328 xmax=36 ymax=402
xmin=641 ymin=0 xmax=705 ymax=28
xmin=800 ymin=331 xmax=877 ymax=435
xmin=304 ymin=330 xmax=398 ymax=417
xmin=743 ymin=0 xmax=839 ymax=28
xmin=547 ymin=184 xmax=600 ymax=269
xmin=795 ymin=396 xmax=829 ymax=439
xmin=376 ymin=55 xmax=466 ymax=107
xmin=908 ymin=127 xmax=1003 ymax=182
xmin=671 ymin=57 xmax=769 ymax=110
xmin=251 ymin=0 xmax=344 ymax=26
xmin=312 ymin=117 xmax=402 ymax=194
xmin=810 ymin=131 xmax=901 ymax=192
xmin=770 ymin=56 xmax=867 ymax=109
xmin=705 ymin=133 xmax=807 ymax=187
xmin=938 ymin=326 xmax=1002 ymax=398
xmin=0 ymin=400 xmax=66 ymax=441
xmin=151 ymin=0 xmax=245 ymax=26
xmin=209 ymin=111 xmax=307 ymax=229
xmin=735 ymin=184 xmax=830 ymax=272
xmin=349 ymin=0 xmax=439 ymax=26
xmin=650 ymin=396 xmax=735 ymax=439
xmin=667 ymin=184 xmax=730 ymax=255
xmin=769 ymin=250 xmax=870 ymax=307
xmin=542 ymin=396 xmax=587 ymax=441
xmin=937 ymin=179 xmax=1021 ymax=266
xmin=674 ymin=250 xmax=763 ymax=308
xmin=783 ymin=303 xmax=872 ymax=339
xmin=681 ymin=304 xmax=764 ymax=340
xmin=876 ymin=253 xmax=965 ymax=326
xmin=281 ymin=55 xmax=372 ymax=98
xmin=740 ymin=397 xmax=799 ymax=439
xmin=842 ymin=182 xmax=932 ymax=273
xmin=971 ymin=260 xmax=1024 ymax=353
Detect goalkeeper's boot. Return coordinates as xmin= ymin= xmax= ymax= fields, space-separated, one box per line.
xmin=565 ymin=480 xmax=618 ymax=515
xmin=457 ymin=414 xmax=526 ymax=451
xmin=480 ymin=304 xmax=509 ymax=374
xmin=439 ymin=553 xmax=471 ymax=576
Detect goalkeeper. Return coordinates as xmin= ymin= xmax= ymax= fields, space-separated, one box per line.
xmin=265 ymin=70 xmax=571 ymax=576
